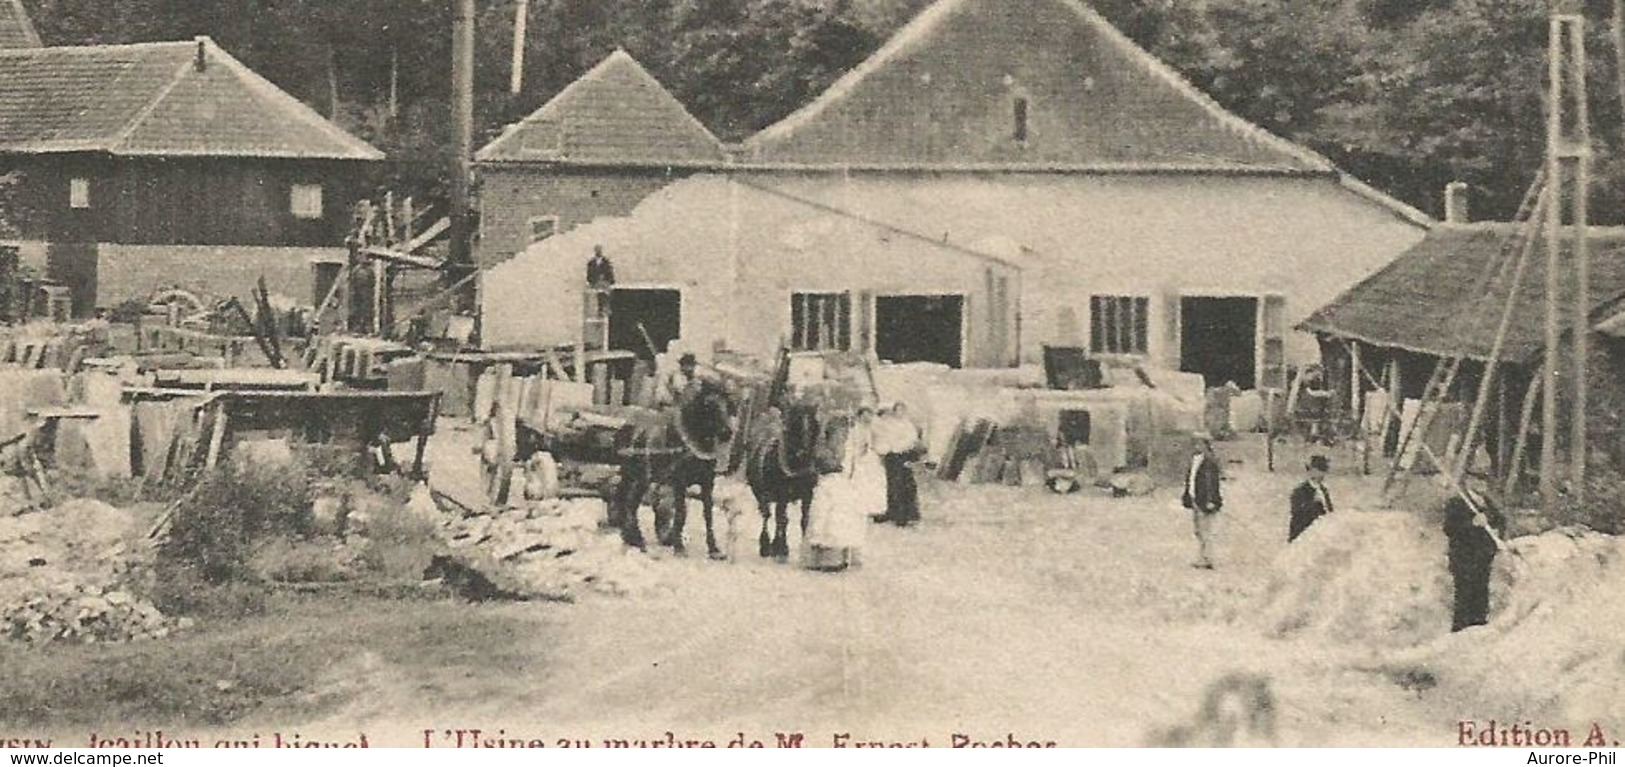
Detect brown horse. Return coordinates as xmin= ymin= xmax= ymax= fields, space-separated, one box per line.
xmin=611 ymin=379 xmax=735 ymax=559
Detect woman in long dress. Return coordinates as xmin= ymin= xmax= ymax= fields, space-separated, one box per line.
xmin=805 ymin=405 xmax=886 ymax=572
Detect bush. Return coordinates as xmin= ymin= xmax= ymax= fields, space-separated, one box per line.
xmin=159 ymin=460 xmax=313 ymax=586
xmin=348 ymin=482 xmax=445 ymax=583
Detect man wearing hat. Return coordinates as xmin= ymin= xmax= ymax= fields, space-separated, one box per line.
xmin=656 ymin=352 xmax=701 ymax=408
xmin=1181 ymin=432 xmax=1223 ymax=569
xmin=1288 ymin=455 xmax=1335 ymax=542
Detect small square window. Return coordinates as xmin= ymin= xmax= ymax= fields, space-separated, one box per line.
xmin=69 ymin=178 xmax=91 ymax=209
xmin=290 ymin=184 xmax=324 ymax=219
xmin=528 ymin=216 xmax=560 ymax=244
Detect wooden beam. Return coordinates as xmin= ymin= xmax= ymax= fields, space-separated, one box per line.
xmin=1507 ymin=366 xmax=1544 ymax=498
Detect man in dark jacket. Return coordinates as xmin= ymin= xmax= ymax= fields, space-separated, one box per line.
xmin=1442 ymin=479 xmax=1507 ymax=632
xmin=1181 ymin=432 xmax=1222 ymax=569
xmin=1288 ymin=455 xmax=1334 ymax=542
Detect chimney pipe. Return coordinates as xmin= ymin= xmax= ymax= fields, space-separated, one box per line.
xmin=1444 ymin=181 xmax=1469 ymax=224
xmin=194 ymin=37 xmax=207 ymax=72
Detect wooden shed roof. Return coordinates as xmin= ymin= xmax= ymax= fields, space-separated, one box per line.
xmin=1299 ymin=224 xmax=1625 ymax=362
xmin=0 ymin=37 xmax=382 ymax=160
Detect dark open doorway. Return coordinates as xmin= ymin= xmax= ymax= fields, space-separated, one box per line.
xmin=875 ymin=294 xmax=964 ymax=368
xmin=609 ymin=288 xmax=681 ymax=360
xmin=1180 ymin=296 xmax=1257 ymax=388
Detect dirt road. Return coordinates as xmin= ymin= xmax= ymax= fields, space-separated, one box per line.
xmin=311 ymin=431 xmax=1447 ymax=747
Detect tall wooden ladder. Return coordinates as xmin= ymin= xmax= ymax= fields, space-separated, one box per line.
xmin=1382 ymin=174 xmax=1549 ymax=503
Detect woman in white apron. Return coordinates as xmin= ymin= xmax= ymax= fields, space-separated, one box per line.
xmin=804 ymin=405 xmax=886 ymax=572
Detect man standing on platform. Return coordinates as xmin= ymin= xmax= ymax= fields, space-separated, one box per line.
xmin=586 ymin=244 xmax=616 ymax=290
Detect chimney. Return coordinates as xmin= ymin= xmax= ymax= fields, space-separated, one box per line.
xmin=1444 ymin=181 xmax=1470 ymax=224
xmin=194 ymin=37 xmax=207 ymax=72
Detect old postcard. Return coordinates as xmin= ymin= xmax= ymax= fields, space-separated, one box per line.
xmin=1 ymin=0 xmax=1622 ymax=751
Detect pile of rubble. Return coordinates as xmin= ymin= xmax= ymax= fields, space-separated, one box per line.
xmin=439 ymin=496 xmax=664 ymax=602
xmin=1252 ymin=511 xmax=1453 ymax=648
xmin=0 ymin=499 xmax=183 ymax=645
xmin=1406 ymin=528 xmax=1625 ymax=724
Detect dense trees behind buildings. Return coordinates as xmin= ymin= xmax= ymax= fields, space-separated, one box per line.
xmin=19 ymin=0 xmax=1625 ymax=222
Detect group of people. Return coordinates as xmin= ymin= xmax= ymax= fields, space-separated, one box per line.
xmin=653 ymin=350 xmax=925 ymax=573
xmin=1183 ymin=433 xmax=1507 ymax=632
xmin=802 ymin=401 xmax=926 ymax=572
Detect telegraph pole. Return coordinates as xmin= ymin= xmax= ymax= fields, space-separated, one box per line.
xmin=450 ymin=0 xmax=477 ymax=306
xmin=1542 ymin=4 xmax=1592 ymax=511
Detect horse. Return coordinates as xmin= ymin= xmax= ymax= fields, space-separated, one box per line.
xmin=610 ymin=378 xmax=735 ymax=559
xmin=745 ymin=402 xmax=823 ymax=560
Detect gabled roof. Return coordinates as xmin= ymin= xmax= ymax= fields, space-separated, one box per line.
xmin=0 ymin=37 xmax=383 ymax=160
xmin=742 ymin=0 xmax=1335 ymax=173
xmin=0 ymin=0 xmax=40 ymax=49
xmin=1299 ymin=224 xmax=1625 ymax=362
xmin=476 ymin=49 xmax=725 ymax=166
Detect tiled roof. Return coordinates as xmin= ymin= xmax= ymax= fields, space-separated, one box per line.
xmin=743 ymin=0 xmax=1333 ymax=173
xmin=0 ymin=37 xmax=383 ymax=160
xmin=476 ymin=49 xmax=725 ymax=166
xmin=1299 ymin=224 xmax=1625 ymax=362
xmin=0 ymin=0 xmax=40 ymax=49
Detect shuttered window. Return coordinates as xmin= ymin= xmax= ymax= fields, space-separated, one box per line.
xmin=1090 ymin=295 xmax=1150 ymax=355
xmin=791 ymin=292 xmax=852 ymax=352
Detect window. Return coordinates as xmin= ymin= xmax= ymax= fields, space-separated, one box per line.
xmin=1090 ymin=295 xmax=1150 ymax=355
xmin=290 ymin=184 xmax=324 ymax=219
xmin=528 ymin=215 xmax=560 ymax=244
xmin=69 ymin=178 xmax=91 ymax=209
xmin=1013 ymin=97 xmax=1030 ymax=143
xmin=791 ymin=292 xmax=852 ymax=352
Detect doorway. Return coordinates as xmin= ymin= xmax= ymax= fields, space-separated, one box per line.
xmin=1180 ymin=296 xmax=1257 ymax=389
xmin=875 ymin=294 xmax=964 ymax=368
xmin=609 ymin=288 xmax=681 ymax=360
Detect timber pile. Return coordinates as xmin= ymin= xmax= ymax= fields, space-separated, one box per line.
xmin=438 ymin=496 xmax=662 ymax=602
xmin=0 ymin=499 xmax=183 ymax=645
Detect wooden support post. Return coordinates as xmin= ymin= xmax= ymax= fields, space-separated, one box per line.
xmin=1496 ymin=373 xmax=1513 ymax=479
xmin=372 ymin=261 xmax=386 ymax=336
xmin=1349 ymin=340 xmax=1363 ymax=430
xmin=1507 ymin=368 xmax=1544 ymax=499
xmin=204 ymin=404 xmax=229 ymax=470
xmin=1569 ymin=20 xmax=1592 ymax=500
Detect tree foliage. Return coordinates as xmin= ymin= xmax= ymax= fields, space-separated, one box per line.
xmin=20 ymin=0 xmax=1625 ymax=221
